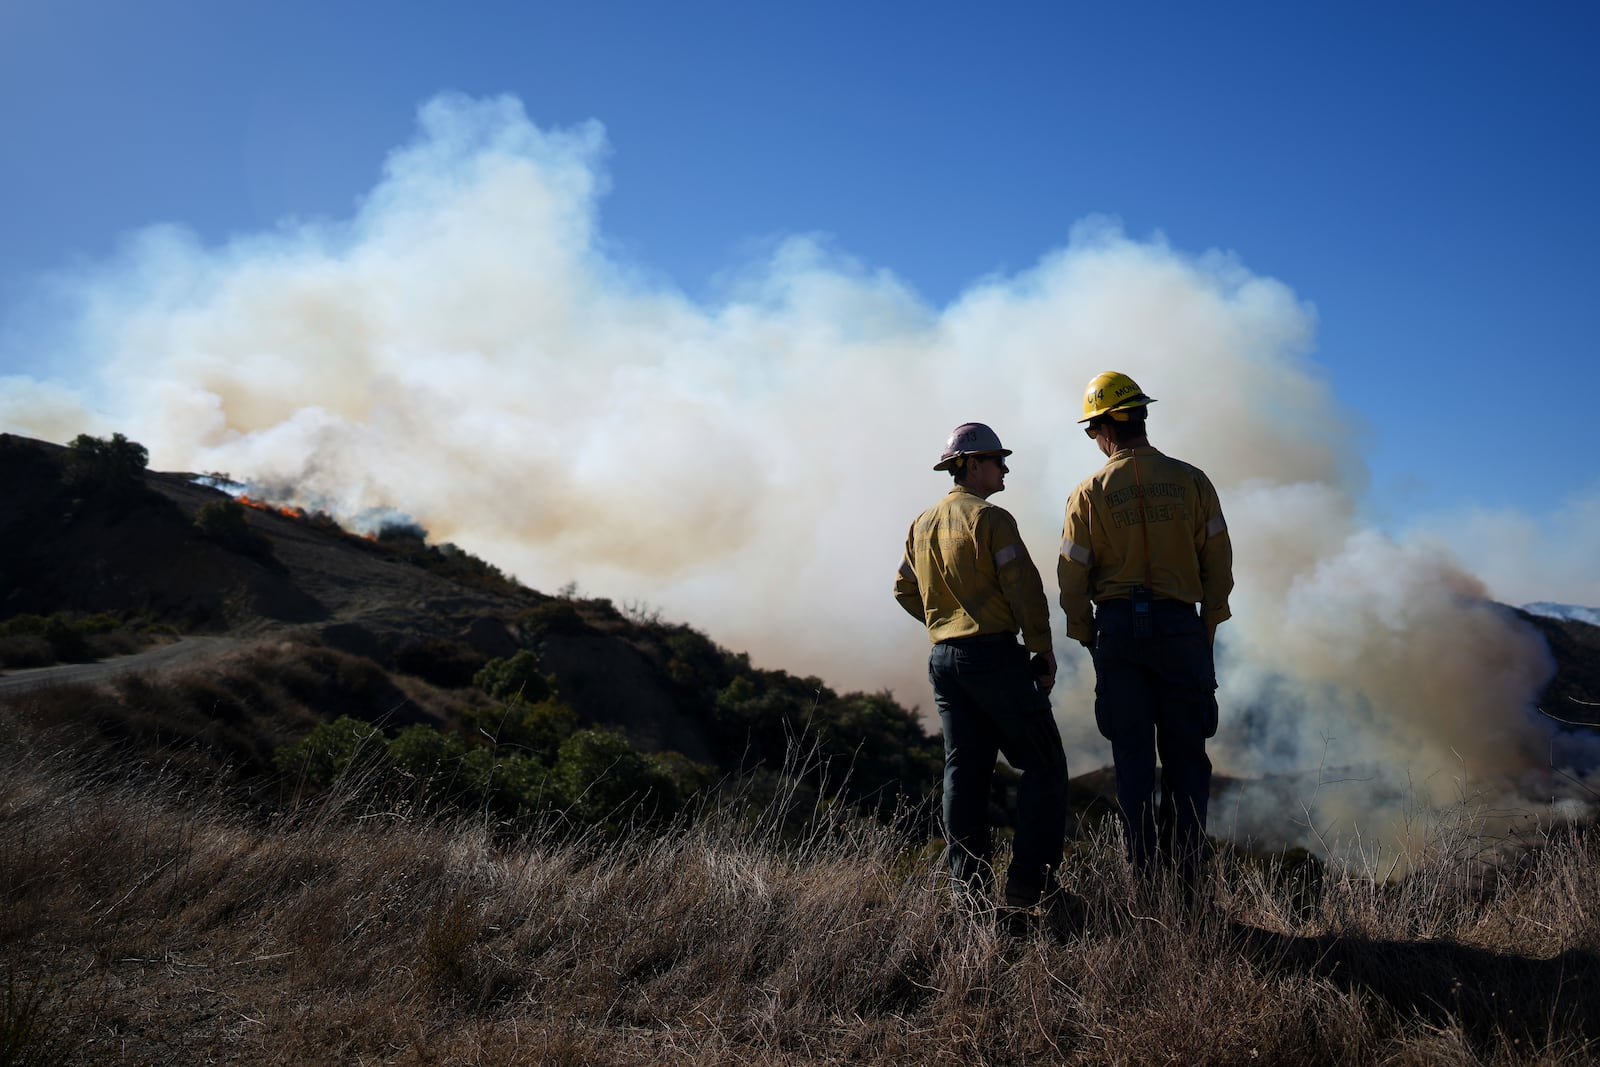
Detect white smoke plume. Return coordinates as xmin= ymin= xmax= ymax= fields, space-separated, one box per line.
xmin=1407 ymin=490 xmax=1600 ymax=613
xmin=3 ymin=93 xmax=1592 ymax=856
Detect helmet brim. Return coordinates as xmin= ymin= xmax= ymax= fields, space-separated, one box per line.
xmin=1077 ymin=396 xmax=1156 ymax=424
xmin=933 ymin=448 xmax=1012 ymax=472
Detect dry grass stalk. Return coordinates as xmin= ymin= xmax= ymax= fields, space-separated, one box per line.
xmin=4 ymin=730 xmax=1600 ymax=1065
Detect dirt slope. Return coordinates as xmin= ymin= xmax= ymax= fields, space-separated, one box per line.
xmin=0 ymin=433 xmax=710 ymax=761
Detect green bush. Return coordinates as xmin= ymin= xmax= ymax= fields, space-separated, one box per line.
xmin=0 ymin=635 xmax=54 ymax=670
xmin=62 ymin=432 xmax=148 ymax=493
xmin=659 ymin=625 xmax=740 ymax=694
xmin=273 ymin=716 xmax=390 ymax=789
xmin=392 ymin=638 xmax=485 ymax=688
xmin=474 ymin=649 xmax=556 ymax=703
xmin=0 ymin=612 xmax=124 ymax=664
xmin=707 ymin=669 xmax=941 ymax=821
xmin=554 ymin=727 xmax=688 ymax=832
xmin=466 ymin=696 xmax=577 ymax=758
xmin=370 ymin=527 xmax=523 ymax=594
xmin=386 ymin=724 xmax=474 ymax=803
xmin=382 ymin=725 xmax=566 ymax=817
xmin=193 ymin=499 xmax=275 ymax=560
xmin=272 ymin=710 xmax=708 ymax=835
xmin=0 ymin=612 xmax=120 ymax=638
xmin=513 ymin=600 xmax=589 ymax=640
xmin=193 ymin=498 xmax=249 ymax=540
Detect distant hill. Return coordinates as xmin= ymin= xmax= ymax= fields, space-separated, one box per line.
xmin=0 ymin=432 xmax=949 ymax=830
xmin=1517 ymin=607 xmax=1600 ymax=727
xmin=1524 ymin=601 xmax=1600 ymax=628
xmin=0 ymin=431 xmax=720 ymax=752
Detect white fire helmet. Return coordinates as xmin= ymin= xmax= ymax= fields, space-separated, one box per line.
xmin=934 ymin=422 xmax=1012 ymax=471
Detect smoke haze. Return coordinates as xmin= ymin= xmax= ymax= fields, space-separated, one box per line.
xmin=4 ymin=93 xmax=1594 ymax=856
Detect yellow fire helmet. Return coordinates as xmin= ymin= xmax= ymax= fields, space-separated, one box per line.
xmin=1078 ymin=371 xmax=1156 ymax=423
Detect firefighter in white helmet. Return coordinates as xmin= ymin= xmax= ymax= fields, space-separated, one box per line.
xmin=1058 ymin=373 xmax=1232 ymax=903
xmin=895 ymin=422 xmax=1069 ymax=910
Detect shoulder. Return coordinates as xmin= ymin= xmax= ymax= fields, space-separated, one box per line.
xmin=1069 ymin=464 xmax=1111 ymax=501
xmin=909 ymin=495 xmax=946 ymax=526
xmin=944 ymin=487 xmax=990 ymax=512
xmin=1176 ymin=457 xmax=1219 ymax=493
xmin=1151 ymin=448 xmax=1213 ymax=485
xmin=976 ymin=498 xmax=1010 ymax=521
xmin=1063 ymin=475 xmax=1099 ymax=522
xmin=971 ymin=498 xmax=1021 ymax=536
xmin=915 ymin=489 xmax=973 ymax=524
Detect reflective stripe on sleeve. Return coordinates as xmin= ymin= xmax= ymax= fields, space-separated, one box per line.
xmin=993 ymin=544 xmax=1020 ymax=568
xmin=1060 ymin=537 xmax=1092 ymax=566
xmin=1206 ymin=515 xmax=1228 ymax=538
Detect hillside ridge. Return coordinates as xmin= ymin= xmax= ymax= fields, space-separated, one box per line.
xmin=0 ymin=431 xmax=951 ymax=830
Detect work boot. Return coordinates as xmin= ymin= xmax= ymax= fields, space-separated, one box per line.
xmin=1039 ymin=885 xmax=1089 ymax=938
xmin=947 ymin=871 xmax=996 ymax=914
xmin=1002 ymin=868 xmax=1058 ymax=910
xmin=1002 ymin=877 xmax=1087 ymax=939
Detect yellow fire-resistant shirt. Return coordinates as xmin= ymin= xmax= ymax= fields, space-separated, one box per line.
xmin=894 ymin=486 xmax=1053 ymax=653
xmin=1057 ymin=445 xmax=1233 ymax=643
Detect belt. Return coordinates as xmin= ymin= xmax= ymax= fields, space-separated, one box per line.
xmin=937 ymin=632 xmax=1018 ymax=646
xmin=1093 ymin=598 xmax=1197 ymax=615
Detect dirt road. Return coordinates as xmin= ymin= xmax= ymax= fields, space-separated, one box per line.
xmin=0 ymin=636 xmax=241 ymax=697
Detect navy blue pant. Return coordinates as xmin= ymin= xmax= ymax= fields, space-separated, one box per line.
xmin=929 ymin=636 xmax=1068 ymax=899
xmin=1091 ymin=600 xmax=1217 ymax=893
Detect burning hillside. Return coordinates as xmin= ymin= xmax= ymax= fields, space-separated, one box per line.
xmin=196 ymin=474 xmax=425 ymax=541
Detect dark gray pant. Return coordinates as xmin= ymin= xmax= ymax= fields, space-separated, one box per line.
xmin=1091 ymin=599 xmax=1217 ymax=895
xmin=929 ymin=636 xmax=1068 ymax=899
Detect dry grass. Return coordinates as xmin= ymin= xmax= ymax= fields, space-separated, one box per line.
xmin=4 ymin=733 xmax=1600 ymax=1066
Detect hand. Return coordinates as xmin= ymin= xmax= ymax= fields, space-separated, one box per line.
xmin=1031 ymin=650 xmax=1057 ymax=693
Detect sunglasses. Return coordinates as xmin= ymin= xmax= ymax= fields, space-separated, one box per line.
xmin=1084 ymin=422 xmax=1101 ymax=439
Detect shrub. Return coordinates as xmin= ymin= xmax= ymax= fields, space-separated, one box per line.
xmin=387 ymin=724 xmax=474 ymax=805
xmin=554 ymin=727 xmax=687 ymax=832
xmin=387 ymin=723 xmax=469 ymax=777
xmin=273 ymin=716 xmax=390 ymax=790
xmin=659 ymin=625 xmax=737 ymax=694
xmin=0 ymin=612 xmax=120 ymax=639
xmin=0 ymin=635 xmax=54 ymax=669
xmin=392 ymin=638 xmax=485 ymax=689
xmin=474 ymin=649 xmax=556 ymax=703
xmin=193 ymin=499 xmax=275 ymax=560
xmin=0 ymin=612 xmax=124 ymax=665
xmin=466 ymin=697 xmax=577 ymax=759
xmin=61 ymin=432 xmax=148 ymax=494
xmin=272 ymin=648 xmax=404 ymax=722
xmin=369 ymin=528 xmax=523 ymax=594
xmin=514 ymin=600 xmax=588 ymax=640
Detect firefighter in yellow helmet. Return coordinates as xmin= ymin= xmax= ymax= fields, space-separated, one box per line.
xmin=895 ymin=422 xmax=1069 ymax=910
xmin=1058 ymin=373 xmax=1233 ymax=903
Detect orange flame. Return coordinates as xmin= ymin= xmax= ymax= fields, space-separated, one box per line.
xmin=237 ymin=494 xmax=308 ymax=521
